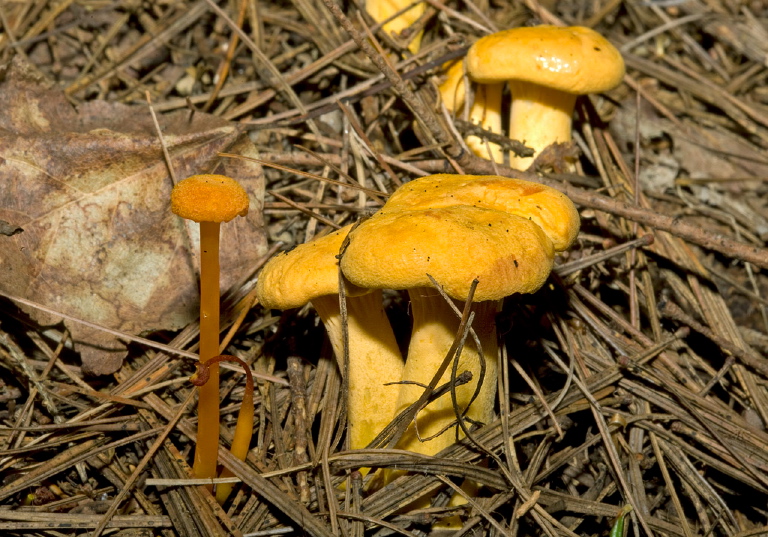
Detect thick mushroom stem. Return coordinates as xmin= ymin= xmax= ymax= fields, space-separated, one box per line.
xmin=466 ymin=83 xmax=504 ymax=163
xmin=193 ymin=220 xmax=222 ymax=483
xmin=438 ymin=63 xmax=504 ymax=163
xmin=395 ymin=289 xmax=499 ymax=456
xmin=255 ymin=225 xmax=406 ymax=452
xmin=438 ymin=60 xmax=467 ymax=113
xmin=311 ymin=290 xmax=404 ymax=450
xmin=507 ymin=82 xmax=577 ymax=170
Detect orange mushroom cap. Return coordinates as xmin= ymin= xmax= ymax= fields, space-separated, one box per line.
xmin=341 ymin=174 xmax=580 ymax=302
xmin=466 ymin=26 xmax=625 ymax=94
xmin=341 ymin=205 xmax=556 ymax=302
xmin=382 ymin=174 xmax=580 ymax=251
xmin=256 ymin=225 xmax=360 ymax=309
xmin=171 ymin=174 xmax=249 ymax=223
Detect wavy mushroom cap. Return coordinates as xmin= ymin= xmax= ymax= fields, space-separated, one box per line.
xmin=171 ymin=174 xmax=249 ymax=223
xmin=256 ymin=225 xmax=356 ymax=310
xmin=467 ymin=26 xmax=625 ymax=94
xmin=383 ymin=174 xmax=580 ymax=251
xmin=341 ymin=205 xmax=555 ymax=302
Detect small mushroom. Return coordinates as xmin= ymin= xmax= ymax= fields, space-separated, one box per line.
xmin=465 ymin=83 xmax=505 ymax=162
xmin=438 ymin=60 xmax=467 ymax=114
xmin=467 ymin=26 xmax=625 ymax=169
xmin=256 ymin=225 xmax=404 ymax=450
xmin=340 ymin=174 xmax=579 ymax=459
xmin=171 ymin=174 xmax=249 ymax=484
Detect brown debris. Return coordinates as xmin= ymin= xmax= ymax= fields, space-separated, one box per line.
xmin=1 ymin=1 xmax=768 ymax=536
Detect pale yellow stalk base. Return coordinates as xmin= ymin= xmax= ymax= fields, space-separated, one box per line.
xmin=381 ymin=289 xmax=498 ymax=520
xmin=394 ymin=289 xmax=499 ymax=456
xmin=507 ymin=82 xmax=576 ymax=170
xmin=313 ymin=290 xmax=404 ymax=450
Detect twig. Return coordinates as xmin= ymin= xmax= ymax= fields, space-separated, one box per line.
xmin=287 ymin=356 xmax=311 ymax=504
xmin=319 ymin=0 xmax=460 ymax=158
xmin=453 ymin=118 xmax=535 ymax=158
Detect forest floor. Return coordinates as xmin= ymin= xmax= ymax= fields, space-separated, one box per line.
xmin=2 ymin=1 xmax=768 ymax=536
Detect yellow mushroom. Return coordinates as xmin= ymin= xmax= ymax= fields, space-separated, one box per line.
xmin=438 ymin=60 xmax=504 ymax=162
xmin=256 ymin=225 xmax=405 ymax=451
xmin=341 ymin=175 xmax=579 ymax=459
xmin=467 ymin=26 xmax=625 ymax=169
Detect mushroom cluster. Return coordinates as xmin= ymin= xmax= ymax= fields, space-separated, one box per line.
xmin=439 ymin=26 xmax=625 ymax=169
xmin=255 ymin=174 xmax=578 ymax=478
xmin=341 ymin=174 xmax=580 ymax=458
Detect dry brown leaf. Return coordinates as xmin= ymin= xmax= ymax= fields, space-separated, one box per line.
xmin=0 ymin=58 xmax=267 ymax=375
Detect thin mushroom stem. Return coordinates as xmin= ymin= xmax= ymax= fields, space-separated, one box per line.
xmin=191 ymin=354 xmax=254 ymax=504
xmin=507 ymin=82 xmax=577 ymax=170
xmin=193 ymin=220 xmax=221 ymax=485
